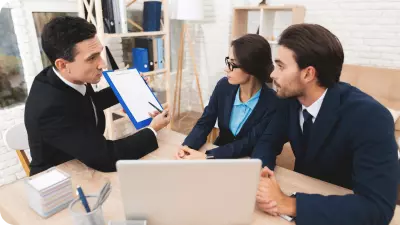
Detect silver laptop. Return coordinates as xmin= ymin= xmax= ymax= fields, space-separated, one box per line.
xmin=116 ymin=159 xmax=262 ymax=225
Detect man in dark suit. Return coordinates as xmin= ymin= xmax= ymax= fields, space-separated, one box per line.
xmin=25 ymin=16 xmax=170 ymax=176
xmin=253 ymin=24 xmax=399 ymax=225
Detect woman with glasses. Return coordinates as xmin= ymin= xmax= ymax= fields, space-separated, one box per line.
xmin=176 ymin=34 xmax=278 ymax=160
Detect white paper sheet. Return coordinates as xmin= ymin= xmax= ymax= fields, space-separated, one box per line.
xmin=106 ymin=69 xmax=162 ymax=122
xmin=28 ymin=169 xmax=67 ymax=191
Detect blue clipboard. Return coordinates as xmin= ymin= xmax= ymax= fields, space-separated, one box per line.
xmin=102 ymin=68 xmax=164 ymax=129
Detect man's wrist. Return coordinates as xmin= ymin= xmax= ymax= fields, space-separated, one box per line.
xmin=279 ymin=194 xmax=297 ymax=217
xmin=147 ymin=126 xmax=157 ymax=137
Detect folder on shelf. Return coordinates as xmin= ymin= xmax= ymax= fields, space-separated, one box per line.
xmin=102 ymin=68 xmax=164 ymax=129
xmin=143 ymin=1 xmax=162 ymax=31
xmin=152 ymin=37 xmax=158 ymax=70
xmin=102 ymin=0 xmax=116 ymax=33
xmin=135 ymin=38 xmax=155 ymax=71
xmin=156 ymin=38 xmax=164 ymax=69
xmin=132 ymin=48 xmax=150 ymax=73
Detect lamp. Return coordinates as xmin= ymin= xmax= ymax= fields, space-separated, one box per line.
xmin=171 ymin=0 xmax=205 ymax=125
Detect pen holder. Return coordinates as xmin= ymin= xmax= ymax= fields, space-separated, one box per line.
xmin=69 ymin=195 xmax=105 ymax=225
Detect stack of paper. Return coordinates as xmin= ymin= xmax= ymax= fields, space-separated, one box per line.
xmin=25 ymin=167 xmax=74 ymax=218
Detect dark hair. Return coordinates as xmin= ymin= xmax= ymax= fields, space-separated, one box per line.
xmin=278 ymin=24 xmax=344 ymax=88
xmin=231 ymin=34 xmax=274 ymax=83
xmin=41 ymin=16 xmax=97 ymax=67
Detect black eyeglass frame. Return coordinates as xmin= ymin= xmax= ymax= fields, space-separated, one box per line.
xmin=225 ymin=57 xmax=241 ymax=71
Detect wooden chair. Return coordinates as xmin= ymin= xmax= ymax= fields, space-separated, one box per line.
xmin=3 ymin=123 xmax=30 ymax=176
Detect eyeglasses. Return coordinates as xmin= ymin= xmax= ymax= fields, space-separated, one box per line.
xmin=225 ymin=57 xmax=240 ymax=71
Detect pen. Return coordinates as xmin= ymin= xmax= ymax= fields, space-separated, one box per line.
xmin=77 ymin=186 xmax=91 ymax=213
xmin=148 ymin=102 xmax=163 ymax=113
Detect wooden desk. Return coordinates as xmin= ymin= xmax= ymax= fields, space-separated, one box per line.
xmin=0 ymin=129 xmax=399 ymax=225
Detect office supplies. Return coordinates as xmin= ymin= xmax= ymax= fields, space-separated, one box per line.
xmin=148 ymin=101 xmax=162 ymax=113
xmin=156 ymin=38 xmax=164 ymax=69
xmin=135 ymin=38 xmax=155 ymax=71
xmin=102 ymin=68 xmax=163 ymax=129
xmin=69 ymin=195 xmax=105 ymax=225
xmin=25 ymin=167 xmax=73 ymax=218
xmin=116 ymin=159 xmax=261 ymax=225
xmin=119 ymin=0 xmax=128 ymax=33
xmin=102 ymin=0 xmax=116 ymax=33
xmin=132 ymin=48 xmax=150 ymax=73
xmin=76 ymin=186 xmax=91 ymax=213
xmin=93 ymin=181 xmax=112 ymax=210
xmin=143 ymin=1 xmax=162 ymax=31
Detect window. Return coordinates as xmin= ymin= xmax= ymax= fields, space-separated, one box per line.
xmin=32 ymin=12 xmax=77 ymax=68
xmin=0 ymin=9 xmax=27 ymax=108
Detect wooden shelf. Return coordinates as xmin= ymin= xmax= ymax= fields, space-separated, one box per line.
xmin=105 ymin=31 xmax=166 ymax=38
xmin=143 ymin=69 xmax=167 ymax=76
xmin=234 ymin=5 xmax=302 ymax=11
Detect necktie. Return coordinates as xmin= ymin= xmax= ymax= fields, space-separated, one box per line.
xmin=85 ymin=84 xmax=98 ymax=126
xmin=302 ymin=109 xmax=313 ymax=151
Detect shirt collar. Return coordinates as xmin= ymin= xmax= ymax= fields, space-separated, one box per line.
xmin=234 ymin=88 xmax=261 ymax=110
xmin=301 ymin=89 xmax=328 ymax=119
xmin=53 ymin=67 xmax=86 ymax=96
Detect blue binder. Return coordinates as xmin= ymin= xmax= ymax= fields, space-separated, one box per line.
xmin=143 ymin=1 xmax=162 ymax=31
xmin=156 ymin=38 xmax=164 ymax=69
xmin=132 ymin=48 xmax=149 ymax=73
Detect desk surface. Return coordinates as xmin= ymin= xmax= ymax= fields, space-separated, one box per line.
xmin=0 ymin=129 xmax=399 ymax=225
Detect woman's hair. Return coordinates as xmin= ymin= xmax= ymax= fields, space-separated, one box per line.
xmin=231 ymin=34 xmax=274 ymax=83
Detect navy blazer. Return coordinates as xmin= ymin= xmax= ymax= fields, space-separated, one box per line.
xmin=252 ymin=82 xmax=399 ymax=225
xmin=183 ymin=77 xmax=277 ymax=158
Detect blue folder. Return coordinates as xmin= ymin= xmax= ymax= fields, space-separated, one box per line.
xmin=143 ymin=1 xmax=162 ymax=31
xmin=102 ymin=68 xmax=164 ymax=129
xmin=132 ymin=48 xmax=150 ymax=73
xmin=156 ymin=38 xmax=164 ymax=69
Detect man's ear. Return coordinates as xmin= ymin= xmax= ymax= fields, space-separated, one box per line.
xmin=54 ymin=58 xmax=70 ymax=73
xmin=302 ymin=66 xmax=317 ymax=83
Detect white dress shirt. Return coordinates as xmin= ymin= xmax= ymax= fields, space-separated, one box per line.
xmin=52 ymin=67 xmax=157 ymax=136
xmin=299 ymin=89 xmax=328 ymax=131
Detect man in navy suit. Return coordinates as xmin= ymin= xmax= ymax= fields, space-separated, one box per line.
xmin=253 ymin=24 xmax=399 ymax=225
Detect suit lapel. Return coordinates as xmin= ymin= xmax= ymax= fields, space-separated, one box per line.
xmin=288 ymin=100 xmax=306 ymax=159
xmin=236 ymin=85 xmax=269 ymax=137
xmin=305 ymin=86 xmax=341 ymax=162
xmin=223 ymin=85 xmax=238 ymax=130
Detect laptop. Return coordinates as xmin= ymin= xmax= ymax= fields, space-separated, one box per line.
xmin=116 ymin=159 xmax=262 ymax=225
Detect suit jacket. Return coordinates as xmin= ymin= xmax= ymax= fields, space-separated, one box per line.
xmin=183 ymin=77 xmax=277 ymax=158
xmin=25 ymin=67 xmax=158 ymax=176
xmin=252 ymin=82 xmax=399 ymax=225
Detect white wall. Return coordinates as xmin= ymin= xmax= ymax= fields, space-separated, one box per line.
xmin=179 ymin=0 xmax=400 ymax=114
xmin=266 ymin=0 xmax=400 ymax=68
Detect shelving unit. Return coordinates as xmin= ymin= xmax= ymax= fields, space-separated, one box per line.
xmin=231 ymin=4 xmax=305 ymax=43
xmin=77 ymin=0 xmax=171 ymax=140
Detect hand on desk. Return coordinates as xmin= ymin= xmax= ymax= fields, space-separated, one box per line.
xmin=256 ymin=167 xmax=296 ymax=217
xmin=175 ymin=146 xmax=207 ymax=160
xmin=149 ymin=109 xmax=171 ymax=131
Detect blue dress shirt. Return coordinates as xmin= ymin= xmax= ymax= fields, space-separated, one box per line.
xmin=229 ymin=88 xmax=261 ymax=136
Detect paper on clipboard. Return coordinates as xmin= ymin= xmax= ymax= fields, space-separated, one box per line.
xmin=102 ymin=68 xmax=163 ymax=129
